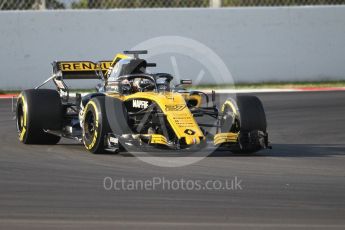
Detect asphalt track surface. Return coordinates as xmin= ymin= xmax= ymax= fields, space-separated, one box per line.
xmin=1 ymin=91 xmax=345 ymax=229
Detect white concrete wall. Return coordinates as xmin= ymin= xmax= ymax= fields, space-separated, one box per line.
xmin=0 ymin=6 xmax=345 ymax=89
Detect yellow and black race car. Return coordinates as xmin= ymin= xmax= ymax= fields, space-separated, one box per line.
xmin=16 ymin=50 xmax=270 ymax=154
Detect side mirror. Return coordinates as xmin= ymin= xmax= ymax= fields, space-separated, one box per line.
xmin=180 ymin=79 xmax=192 ymax=85
xmin=174 ymin=79 xmax=193 ymax=89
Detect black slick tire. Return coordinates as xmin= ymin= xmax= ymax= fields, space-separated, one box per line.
xmin=16 ymin=89 xmax=62 ymax=144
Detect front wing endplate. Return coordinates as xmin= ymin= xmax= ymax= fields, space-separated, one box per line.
xmin=214 ymin=132 xmax=238 ymax=145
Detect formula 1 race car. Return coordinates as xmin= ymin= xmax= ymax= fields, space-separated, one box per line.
xmin=16 ymin=50 xmax=270 ymax=154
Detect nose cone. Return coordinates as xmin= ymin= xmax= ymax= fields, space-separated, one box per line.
xmin=184 ymin=136 xmax=201 ymax=145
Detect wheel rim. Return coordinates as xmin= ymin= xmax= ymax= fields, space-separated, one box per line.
xmin=84 ymin=110 xmax=96 ymax=141
xmin=16 ymin=103 xmax=24 ymax=133
xmin=221 ymin=106 xmax=235 ymax=133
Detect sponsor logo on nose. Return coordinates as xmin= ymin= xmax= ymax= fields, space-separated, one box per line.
xmin=184 ymin=129 xmax=196 ymax=135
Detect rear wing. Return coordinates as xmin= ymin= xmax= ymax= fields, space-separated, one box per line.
xmin=35 ymin=51 xmax=147 ymax=101
xmin=53 ymin=61 xmax=112 ymax=79
xmin=50 ymin=51 xmax=146 ymax=80
xmin=34 ymin=60 xmax=112 ymax=101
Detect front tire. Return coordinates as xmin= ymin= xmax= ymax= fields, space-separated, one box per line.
xmin=237 ymin=95 xmax=266 ymax=132
xmin=82 ymin=97 xmax=109 ymax=154
xmin=220 ymin=95 xmax=267 ymax=153
xmin=82 ymin=96 xmax=130 ymax=154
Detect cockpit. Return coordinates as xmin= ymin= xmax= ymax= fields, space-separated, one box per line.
xmin=105 ymin=55 xmax=173 ymax=94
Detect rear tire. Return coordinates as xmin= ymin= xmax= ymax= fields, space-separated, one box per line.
xmin=16 ymin=89 xmax=62 ymax=144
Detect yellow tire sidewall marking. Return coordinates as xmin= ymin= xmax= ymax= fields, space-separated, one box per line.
xmin=221 ymin=99 xmax=238 ymax=116
xmin=83 ymin=101 xmax=99 ymax=150
xmin=19 ymin=95 xmax=27 ymax=142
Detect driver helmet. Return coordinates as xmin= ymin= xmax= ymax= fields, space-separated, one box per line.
xmin=156 ymin=77 xmax=170 ymax=92
xmin=118 ymin=79 xmax=132 ymax=95
xmin=133 ymin=78 xmax=155 ymax=92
